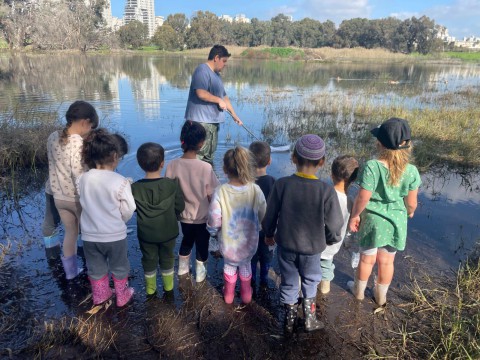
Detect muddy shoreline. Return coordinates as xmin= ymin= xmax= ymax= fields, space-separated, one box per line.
xmin=0 ymin=211 xmax=459 ymax=359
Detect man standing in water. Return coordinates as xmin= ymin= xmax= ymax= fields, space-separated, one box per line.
xmin=185 ymin=45 xmax=243 ymax=164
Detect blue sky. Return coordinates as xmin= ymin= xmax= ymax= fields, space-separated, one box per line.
xmin=112 ymin=0 xmax=480 ymax=38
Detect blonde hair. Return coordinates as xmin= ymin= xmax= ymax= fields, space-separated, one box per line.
xmin=223 ymin=146 xmax=256 ymax=185
xmin=378 ymin=142 xmax=412 ymax=186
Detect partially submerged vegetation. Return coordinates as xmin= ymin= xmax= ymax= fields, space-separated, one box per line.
xmin=0 ymin=105 xmax=60 ymax=177
xmin=377 ymin=256 xmax=480 ymax=359
xmin=259 ymin=86 xmax=480 ymax=170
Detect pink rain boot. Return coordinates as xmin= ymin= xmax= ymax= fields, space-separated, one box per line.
xmin=112 ymin=275 xmax=134 ymax=307
xmin=239 ymin=274 xmax=253 ymax=304
xmin=89 ymin=275 xmax=113 ymax=305
xmin=223 ymin=272 xmax=237 ymax=304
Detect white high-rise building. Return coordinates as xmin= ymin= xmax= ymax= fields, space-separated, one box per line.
xmin=124 ymin=0 xmax=156 ymax=38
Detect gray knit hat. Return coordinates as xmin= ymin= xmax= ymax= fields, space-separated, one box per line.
xmin=295 ymin=134 xmax=326 ymax=160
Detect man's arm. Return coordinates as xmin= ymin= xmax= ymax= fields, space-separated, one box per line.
xmin=195 ymin=89 xmax=227 ymax=109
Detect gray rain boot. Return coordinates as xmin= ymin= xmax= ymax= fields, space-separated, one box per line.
xmin=284 ymin=303 xmax=298 ymax=334
xmin=303 ymin=297 xmax=324 ymax=332
xmin=347 ymin=274 xmax=368 ymax=300
xmin=195 ymin=260 xmax=207 ymax=283
xmin=178 ymin=254 xmax=190 ymax=276
xmin=374 ymin=282 xmax=390 ymax=306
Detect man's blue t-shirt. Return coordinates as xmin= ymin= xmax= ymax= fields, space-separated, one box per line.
xmin=185 ymin=63 xmax=227 ymax=124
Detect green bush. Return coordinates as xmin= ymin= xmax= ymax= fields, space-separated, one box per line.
xmin=241 ymin=47 xmax=305 ymax=60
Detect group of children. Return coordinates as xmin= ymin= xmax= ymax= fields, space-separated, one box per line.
xmin=45 ymin=101 xmax=421 ymax=334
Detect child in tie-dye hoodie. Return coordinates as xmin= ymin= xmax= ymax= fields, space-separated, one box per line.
xmin=207 ymin=146 xmax=266 ymax=304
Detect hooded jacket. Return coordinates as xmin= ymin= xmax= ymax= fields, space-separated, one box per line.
xmin=131 ymin=178 xmax=185 ymax=243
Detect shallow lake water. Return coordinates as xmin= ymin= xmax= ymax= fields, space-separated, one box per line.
xmin=1 ymin=53 xmax=479 ymax=357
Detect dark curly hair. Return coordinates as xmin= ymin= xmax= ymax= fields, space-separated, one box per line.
xmin=180 ymin=120 xmax=206 ymax=152
xmin=82 ymin=128 xmax=118 ymax=169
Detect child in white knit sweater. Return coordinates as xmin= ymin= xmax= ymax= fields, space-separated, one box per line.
xmin=77 ymin=128 xmax=136 ymax=307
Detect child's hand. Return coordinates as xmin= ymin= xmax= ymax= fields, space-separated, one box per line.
xmin=265 ymin=237 xmax=275 ymax=246
xmin=349 ymin=216 xmax=361 ymax=233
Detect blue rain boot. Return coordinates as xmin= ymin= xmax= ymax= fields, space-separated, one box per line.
xmin=44 ymin=232 xmax=61 ymax=260
xmin=61 ymin=254 xmax=83 ymax=280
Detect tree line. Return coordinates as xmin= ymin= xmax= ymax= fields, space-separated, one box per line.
xmin=0 ymin=1 xmax=446 ymax=54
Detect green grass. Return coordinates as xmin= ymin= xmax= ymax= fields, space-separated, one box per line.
xmin=241 ymin=47 xmax=305 ymax=60
xmin=406 ymin=259 xmax=480 ymax=359
xmin=443 ymin=51 xmax=480 ymax=61
xmin=137 ymin=45 xmax=159 ymax=52
xmin=0 ymin=38 xmax=8 ymax=50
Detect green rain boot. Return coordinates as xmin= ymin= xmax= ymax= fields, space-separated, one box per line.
xmin=145 ymin=271 xmax=157 ymax=296
xmin=161 ymin=268 xmax=174 ymax=292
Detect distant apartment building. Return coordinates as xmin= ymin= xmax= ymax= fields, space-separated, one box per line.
xmin=234 ymin=14 xmax=250 ymax=23
xmin=218 ymin=14 xmax=250 ymax=23
xmin=155 ymin=16 xmax=164 ymax=30
xmin=124 ymin=0 xmax=156 ymax=38
xmin=455 ymin=36 xmax=480 ymax=49
xmin=437 ymin=25 xmax=480 ymax=50
xmin=436 ymin=26 xmax=456 ymax=43
xmin=219 ymin=15 xmax=233 ymax=23
xmin=111 ymin=16 xmax=124 ymax=32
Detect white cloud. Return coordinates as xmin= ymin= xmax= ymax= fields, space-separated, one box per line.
xmin=299 ymin=0 xmax=372 ymax=25
xmin=389 ymin=12 xmax=420 ymax=20
xmin=267 ymin=5 xmax=298 ymax=19
xmin=426 ymin=0 xmax=480 ymax=37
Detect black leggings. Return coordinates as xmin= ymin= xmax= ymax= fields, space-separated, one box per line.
xmin=179 ymin=222 xmax=210 ymax=262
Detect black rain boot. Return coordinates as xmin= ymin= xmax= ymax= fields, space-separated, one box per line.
xmin=284 ymin=303 xmax=298 ymax=334
xmin=303 ymin=297 xmax=324 ymax=332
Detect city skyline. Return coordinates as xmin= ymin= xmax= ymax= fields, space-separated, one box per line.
xmin=110 ymin=0 xmax=480 ymax=39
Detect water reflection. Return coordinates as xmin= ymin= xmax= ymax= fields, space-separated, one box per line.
xmin=0 ymin=53 xmax=479 ymax=266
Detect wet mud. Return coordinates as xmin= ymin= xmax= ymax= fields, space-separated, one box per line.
xmin=0 ymin=221 xmax=451 ymax=359
xmin=1 ymin=152 xmax=479 ymax=359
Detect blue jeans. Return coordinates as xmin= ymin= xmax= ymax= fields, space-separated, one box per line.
xmin=278 ymin=245 xmax=322 ymax=305
xmin=251 ymin=233 xmax=273 ymax=283
xmin=83 ymin=239 xmax=130 ymax=280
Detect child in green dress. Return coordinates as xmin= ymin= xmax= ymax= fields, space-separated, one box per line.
xmin=348 ymin=118 xmax=421 ymax=306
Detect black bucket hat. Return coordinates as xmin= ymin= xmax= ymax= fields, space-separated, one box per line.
xmin=371 ymin=117 xmax=411 ymax=150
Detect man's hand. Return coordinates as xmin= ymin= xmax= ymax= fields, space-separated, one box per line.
xmin=218 ymin=99 xmax=227 ymax=110
xmin=233 ymin=116 xmax=243 ymax=126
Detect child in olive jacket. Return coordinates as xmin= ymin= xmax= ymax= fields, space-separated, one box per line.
xmin=132 ymin=142 xmax=185 ymax=296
